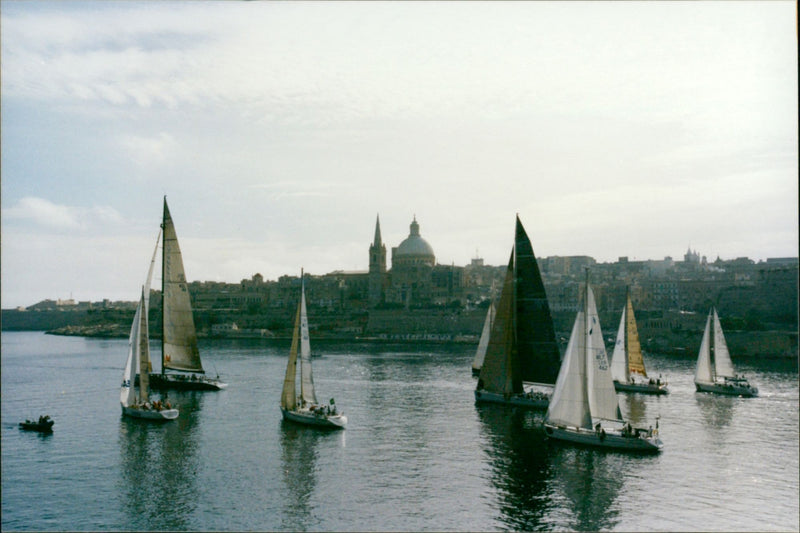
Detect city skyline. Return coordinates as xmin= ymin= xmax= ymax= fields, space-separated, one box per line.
xmin=2 ymin=1 xmax=797 ymax=309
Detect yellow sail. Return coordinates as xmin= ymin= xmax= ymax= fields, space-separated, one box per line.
xmin=281 ymin=302 xmax=302 ymax=410
xmin=625 ymin=295 xmax=647 ymax=377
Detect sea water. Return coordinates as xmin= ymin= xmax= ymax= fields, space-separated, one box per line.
xmin=2 ymin=331 xmax=798 ymax=531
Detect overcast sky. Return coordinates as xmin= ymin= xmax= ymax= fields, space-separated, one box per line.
xmin=1 ymin=1 xmax=797 ymax=309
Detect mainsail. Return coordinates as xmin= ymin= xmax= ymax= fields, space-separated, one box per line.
xmin=514 ymin=216 xmax=561 ymax=385
xmin=711 ymin=309 xmax=735 ymax=378
xmin=298 ymin=276 xmax=317 ymax=405
xmin=161 ymin=198 xmax=203 ymax=374
xmin=585 ymin=285 xmax=622 ymax=422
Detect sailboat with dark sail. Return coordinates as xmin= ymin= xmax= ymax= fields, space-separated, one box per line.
xmin=474 ymin=215 xmax=561 ymax=409
xmin=147 ymin=197 xmax=226 ymax=391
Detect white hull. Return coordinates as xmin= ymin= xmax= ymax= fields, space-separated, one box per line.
xmin=474 ymin=389 xmax=549 ymax=409
xmin=281 ymin=407 xmax=347 ymax=429
xmin=613 ymin=380 xmax=669 ymax=395
xmin=695 ymin=380 xmax=758 ymax=397
xmin=544 ymin=423 xmax=662 ymax=453
xmin=121 ymin=404 xmax=179 ymax=420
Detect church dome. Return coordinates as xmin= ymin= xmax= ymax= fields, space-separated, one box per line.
xmin=395 ymin=217 xmax=435 ymax=259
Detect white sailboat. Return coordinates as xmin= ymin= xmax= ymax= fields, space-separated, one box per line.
xmin=471 ymin=302 xmax=495 ymax=376
xmin=147 ymin=197 xmax=226 ymax=391
xmin=280 ymin=272 xmax=347 ymax=429
xmin=694 ymin=308 xmax=758 ymax=397
xmin=544 ymin=271 xmax=663 ymax=452
xmin=120 ymin=231 xmax=179 ymax=421
xmin=474 ymin=216 xmax=562 ymax=409
xmin=610 ymin=289 xmax=668 ymax=395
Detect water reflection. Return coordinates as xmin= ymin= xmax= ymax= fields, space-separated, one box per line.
xmin=549 ymin=448 xmax=622 ymax=531
xmin=476 ymin=404 xmax=553 ymax=531
xmin=695 ymin=392 xmax=737 ymax=429
xmin=278 ymin=422 xmax=328 ymax=531
xmin=118 ymin=392 xmax=202 ymax=531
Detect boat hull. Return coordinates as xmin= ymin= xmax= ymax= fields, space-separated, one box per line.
xmin=544 ymin=423 xmax=663 ymax=453
xmin=121 ymin=405 xmax=179 ymax=420
xmin=144 ymin=373 xmax=227 ymax=391
xmin=474 ymin=389 xmax=549 ymax=409
xmin=19 ymin=421 xmax=54 ymax=433
xmin=281 ymin=408 xmax=347 ymax=429
xmin=695 ymin=380 xmax=758 ymax=397
xmin=613 ymin=380 xmax=669 ymax=395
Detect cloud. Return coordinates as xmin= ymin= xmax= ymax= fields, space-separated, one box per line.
xmin=119 ymin=132 xmax=176 ymax=166
xmin=1 ymin=197 xmax=125 ymax=231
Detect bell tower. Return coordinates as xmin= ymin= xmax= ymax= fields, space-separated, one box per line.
xmin=368 ymin=214 xmax=386 ymax=306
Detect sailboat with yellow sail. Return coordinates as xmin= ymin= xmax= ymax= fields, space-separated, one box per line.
xmin=610 ymin=289 xmax=668 ymax=395
xmin=280 ymin=271 xmax=347 ymax=429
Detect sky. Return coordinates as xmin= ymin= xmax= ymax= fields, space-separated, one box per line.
xmin=1 ymin=1 xmax=797 ymax=309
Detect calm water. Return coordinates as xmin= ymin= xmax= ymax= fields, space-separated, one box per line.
xmin=1 ymin=331 xmax=798 ymax=531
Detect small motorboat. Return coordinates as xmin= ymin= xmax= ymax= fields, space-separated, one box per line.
xmin=19 ymin=415 xmax=54 ymax=433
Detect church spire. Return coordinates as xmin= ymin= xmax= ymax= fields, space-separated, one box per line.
xmin=373 ymin=214 xmax=383 ymax=247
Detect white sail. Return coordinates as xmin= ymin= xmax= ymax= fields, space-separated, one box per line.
xmin=695 ymin=311 xmax=714 ymax=383
xmin=548 ymin=307 xmax=592 ymax=429
xmin=585 ymin=286 xmax=622 ymax=422
xmin=120 ymin=231 xmax=161 ymax=408
xmin=121 ymin=294 xmax=143 ymax=407
xmin=712 ymin=309 xmax=736 ymax=378
xmin=162 ymin=198 xmax=203 ymax=374
xmin=610 ymin=305 xmax=628 ymax=382
xmin=471 ymin=302 xmax=495 ymax=373
xmin=298 ymin=278 xmax=317 ymax=405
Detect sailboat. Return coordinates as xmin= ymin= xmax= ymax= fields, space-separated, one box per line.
xmin=544 ymin=271 xmax=663 ymax=452
xmin=610 ymin=289 xmax=669 ymax=395
xmin=471 ymin=301 xmax=495 ymax=376
xmin=694 ymin=307 xmax=758 ymax=397
xmin=474 ymin=216 xmax=561 ymax=409
xmin=146 ymin=197 xmax=226 ymax=391
xmin=121 ymin=231 xmax=179 ymax=421
xmin=280 ymin=271 xmax=347 ymax=429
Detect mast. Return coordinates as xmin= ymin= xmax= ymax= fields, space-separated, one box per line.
xmin=584 ymin=268 xmax=590 ymax=398
xmin=710 ymin=307 xmax=716 ymax=381
xmin=161 ymin=196 xmax=166 ymax=377
xmin=623 ymin=287 xmax=629 ymax=374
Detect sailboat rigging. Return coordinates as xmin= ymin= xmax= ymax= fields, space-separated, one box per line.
xmin=280 ymin=271 xmax=347 ymax=429
xmin=544 ymin=270 xmax=663 ymax=452
xmin=610 ymin=288 xmax=668 ymax=395
xmin=474 ymin=215 xmax=561 ymax=409
xmin=694 ymin=307 xmax=758 ymax=397
xmin=120 ymin=230 xmax=179 ymax=420
xmin=146 ymin=197 xmax=226 ymax=391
